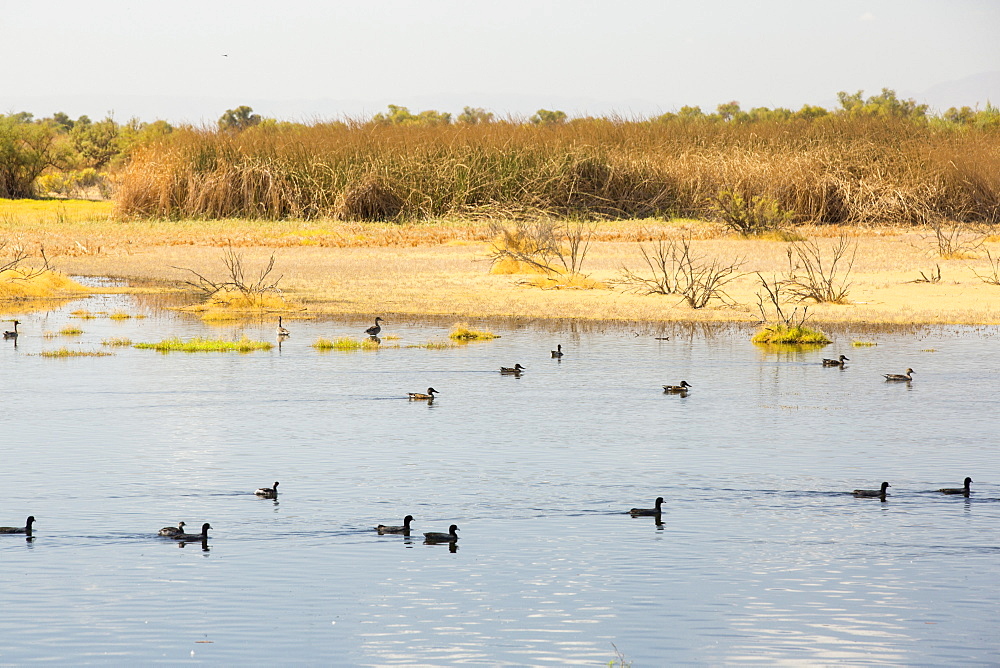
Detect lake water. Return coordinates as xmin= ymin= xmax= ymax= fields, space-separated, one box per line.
xmin=2 ymin=288 xmax=999 ymax=666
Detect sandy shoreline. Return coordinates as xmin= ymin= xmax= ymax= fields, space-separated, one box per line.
xmin=37 ymin=228 xmax=1000 ymax=326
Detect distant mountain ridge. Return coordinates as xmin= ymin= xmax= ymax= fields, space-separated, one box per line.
xmin=913 ymin=71 xmax=1000 ymax=111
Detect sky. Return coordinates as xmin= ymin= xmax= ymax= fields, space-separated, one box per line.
xmin=2 ymin=0 xmax=999 ymax=124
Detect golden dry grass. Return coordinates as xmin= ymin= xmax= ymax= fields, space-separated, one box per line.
xmin=5 ymin=199 xmax=1000 ymax=325
xmin=0 ymin=269 xmax=90 ymax=300
xmin=112 ymin=119 xmax=1000 ymax=227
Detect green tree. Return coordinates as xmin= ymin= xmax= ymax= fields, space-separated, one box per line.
xmin=50 ymin=112 xmax=75 ymax=132
xmin=837 ymin=88 xmax=928 ymax=119
xmin=0 ymin=115 xmax=66 ymax=198
xmin=677 ymin=105 xmax=705 ymax=120
xmin=716 ymin=101 xmax=743 ymax=122
xmin=218 ymin=105 xmax=262 ymax=131
xmin=529 ymin=109 xmax=567 ymax=125
xmin=747 ymin=106 xmax=793 ymax=122
xmin=942 ymin=106 xmax=976 ymax=125
xmin=793 ymin=104 xmax=830 ymax=121
xmin=457 ymin=106 xmax=494 ymax=124
xmin=372 ymin=104 xmax=451 ymax=126
xmin=71 ymin=116 xmax=120 ymax=168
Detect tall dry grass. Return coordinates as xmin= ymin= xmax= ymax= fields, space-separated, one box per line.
xmin=114 ymin=118 xmax=1000 ymax=226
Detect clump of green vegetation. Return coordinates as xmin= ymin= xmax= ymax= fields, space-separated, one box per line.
xmin=312 ymin=336 xmax=381 ymax=351
xmin=449 ymin=323 xmax=500 ymax=341
xmin=134 ymin=336 xmax=272 ymax=353
xmin=102 ymin=337 xmax=133 ymax=347
xmin=59 ymin=326 xmax=83 ymax=336
xmin=852 ymin=340 xmax=877 ymax=347
xmin=752 ymin=324 xmax=831 ymax=345
xmin=407 ymin=341 xmax=458 ymax=349
xmin=109 ymin=311 xmax=146 ymax=320
xmin=70 ymin=309 xmax=98 ymax=319
xmin=39 ymin=347 xmax=113 ymax=358
xmin=712 ymin=190 xmax=794 ymax=235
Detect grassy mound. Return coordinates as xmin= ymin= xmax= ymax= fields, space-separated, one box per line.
xmin=134 ymin=336 xmax=272 ymax=352
xmin=0 ymin=270 xmax=90 ymax=300
xmin=449 ymin=323 xmax=500 ymax=341
xmin=39 ymin=347 xmax=113 ymax=358
xmin=312 ymin=337 xmax=381 ymax=351
xmin=752 ymin=323 xmax=831 ymax=345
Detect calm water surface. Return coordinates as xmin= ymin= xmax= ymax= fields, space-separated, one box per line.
xmin=2 ymin=289 xmax=999 ymax=666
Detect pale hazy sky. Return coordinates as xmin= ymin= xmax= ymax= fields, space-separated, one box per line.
xmin=2 ymin=0 xmax=999 ymax=123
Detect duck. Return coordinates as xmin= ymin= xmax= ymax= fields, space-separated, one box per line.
xmin=939 ymin=477 xmax=973 ymax=496
xmin=853 ymin=482 xmax=891 ymax=498
xmin=500 ymin=364 xmax=526 ymax=374
xmin=255 ymin=482 xmax=279 ymax=498
xmin=172 ymin=523 xmax=212 ymax=540
xmin=3 ymin=320 xmax=19 ymax=339
xmin=376 ymin=515 xmax=415 ymax=534
xmin=408 ymin=388 xmax=438 ymax=400
xmin=0 ymin=516 xmax=35 ymax=535
xmin=662 ymin=381 xmax=692 ymax=393
xmin=365 ymin=317 xmax=384 ymax=336
xmin=551 ymin=344 xmax=564 ymax=358
xmin=423 ymin=524 xmax=460 ymax=542
xmin=629 ymin=497 xmax=664 ymax=516
xmin=158 ymin=521 xmax=186 ymax=537
xmin=884 ymin=368 xmax=914 ymax=382
xmin=276 ymin=316 xmax=290 ymax=337
xmin=823 ymin=354 xmax=849 ymax=367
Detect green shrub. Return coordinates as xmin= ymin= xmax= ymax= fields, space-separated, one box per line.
xmin=712 ymin=190 xmax=794 ymax=235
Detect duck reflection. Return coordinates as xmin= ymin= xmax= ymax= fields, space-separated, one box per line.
xmin=177 ymin=537 xmax=210 ymax=552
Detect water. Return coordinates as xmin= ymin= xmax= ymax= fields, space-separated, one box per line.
xmin=2 ymin=291 xmax=999 ymax=665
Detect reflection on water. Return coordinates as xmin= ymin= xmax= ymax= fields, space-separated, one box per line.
xmin=1 ymin=291 xmax=999 ymax=664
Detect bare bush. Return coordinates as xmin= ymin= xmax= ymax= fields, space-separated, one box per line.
xmin=174 ymin=245 xmax=283 ymax=299
xmin=971 ymin=249 xmax=1000 ymax=286
xmin=756 ymin=273 xmax=811 ymax=327
xmin=1 ymin=239 xmax=52 ymax=280
xmin=921 ymin=216 xmax=983 ymax=259
xmin=488 ymin=218 xmax=595 ymax=276
xmin=615 ymin=235 xmax=745 ymax=308
xmin=782 ymin=236 xmax=857 ymax=303
xmin=908 ymin=264 xmax=942 ymax=284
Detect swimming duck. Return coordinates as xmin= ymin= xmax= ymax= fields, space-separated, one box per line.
xmin=0 ymin=516 xmax=35 ymax=534
xmin=376 ymin=515 xmax=415 ymax=534
xmin=172 ymin=523 xmax=212 ymax=540
xmin=629 ymin=497 xmax=664 ymax=516
xmin=939 ymin=477 xmax=973 ymax=496
xmin=276 ymin=316 xmax=290 ymax=337
xmin=408 ymin=388 xmax=439 ymax=400
xmin=158 ymin=521 xmax=186 ymax=537
xmin=3 ymin=320 xmax=19 ymax=339
xmin=884 ymin=368 xmax=914 ymax=381
xmin=255 ymin=482 xmax=279 ymax=498
xmin=662 ymin=381 xmax=692 ymax=393
xmin=500 ymin=364 xmax=526 ymax=374
xmin=423 ymin=524 xmax=460 ymax=542
xmin=365 ymin=317 xmax=384 ymax=336
xmin=551 ymin=344 xmax=564 ymax=358
xmin=853 ymin=482 xmax=891 ymax=498
xmin=823 ymin=355 xmax=849 ymax=366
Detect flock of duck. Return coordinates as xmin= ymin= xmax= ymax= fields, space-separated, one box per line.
xmin=0 ymin=472 xmax=976 ymax=543
xmin=0 ymin=316 xmax=945 ymax=545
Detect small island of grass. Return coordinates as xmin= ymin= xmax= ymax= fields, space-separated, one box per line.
xmin=752 ymin=324 xmax=831 ymax=345
xmin=134 ymin=336 xmax=273 ymax=353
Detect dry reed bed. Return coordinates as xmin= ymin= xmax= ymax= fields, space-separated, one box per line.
xmin=115 ymin=119 xmax=1000 ymax=226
